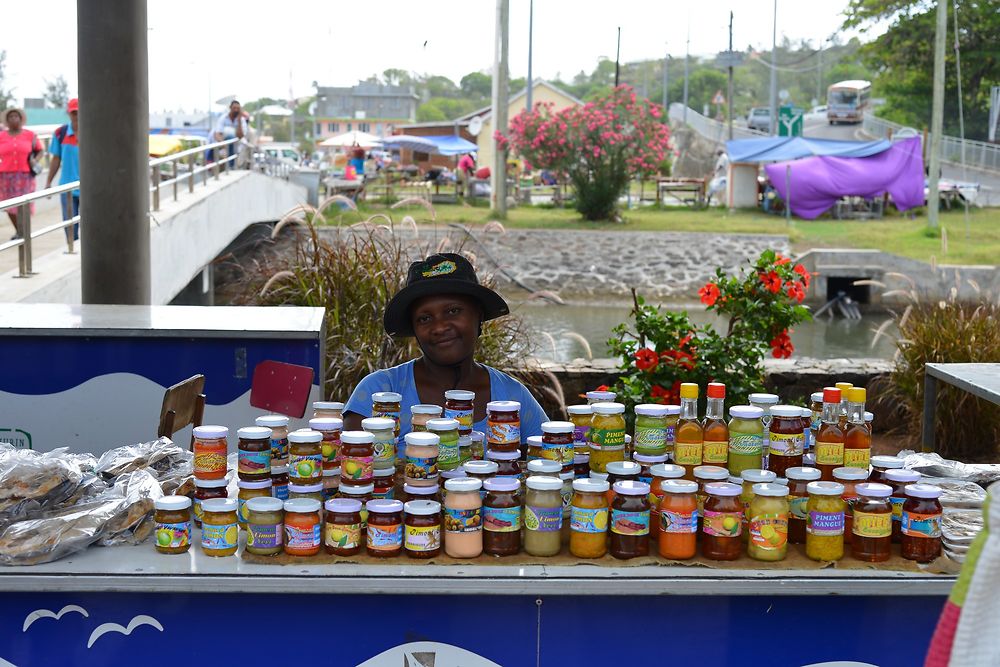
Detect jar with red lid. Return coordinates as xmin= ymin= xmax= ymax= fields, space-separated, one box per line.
xmin=339 ymin=431 xmax=375 ymax=487
xmin=237 ymin=426 xmax=272 ymax=482
xmin=193 ymin=425 xmax=228 ymax=480
xmin=768 ymin=406 xmax=804 ymax=478
xmin=366 ymin=499 xmax=403 ymax=558
xmin=701 ymin=482 xmax=744 ymax=561
xmin=324 ymin=498 xmax=362 ymax=556
xmin=901 ymin=484 xmax=943 ymax=563
xmin=193 ymin=477 xmax=229 ymax=527
xmin=785 ymin=466 xmax=821 ymax=544
xmin=309 ymin=417 xmax=343 ymax=471
xmin=885 ymin=469 xmax=921 ymax=543
xmin=486 ymin=401 xmax=521 ymax=452
xmin=404 ymin=500 xmax=442 ymax=558
xmin=609 ymin=480 xmax=651 ymax=559
xmin=444 ymin=390 xmax=475 ymax=436
xmin=373 ymin=467 xmax=395 ymax=500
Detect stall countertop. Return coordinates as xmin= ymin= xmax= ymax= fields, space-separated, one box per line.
xmin=0 ymin=544 xmax=956 ymax=596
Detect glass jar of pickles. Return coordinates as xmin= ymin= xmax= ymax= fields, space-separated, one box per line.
xmin=727 ymin=406 xmax=765 ymax=477
xmin=567 ymin=404 xmax=593 ymax=455
xmin=747 ymin=483 xmax=789 ymax=562
xmin=633 ymin=404 xmax=669 ymax=456
xmin=588 ymin=402 xmax=626 ymax=473
xmin=805 ymin=481 xmax=846 ymax=561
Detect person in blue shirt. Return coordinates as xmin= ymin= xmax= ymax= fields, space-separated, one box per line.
xmin=46 ymin=98 xmax=80 ymax=241
xmin=344 ymin=253 xmax=548 ymax=443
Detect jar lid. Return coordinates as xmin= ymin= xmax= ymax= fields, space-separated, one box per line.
xmin=255 ymin=415 xmax=289 ymax=427
xmin=313 ymin=401 xmax=344 ymax=411
xmin=807 ymin=481 xmax=845 ymax=496
xmin=361 ymin=417 xmax=396 ymax=431
xmin=526 ymin=435 xmax=543 ymax=448
xmin=650 ymin=464 xmax=686 ymax=479
xmin=846 ymin=387 xmax=867 ymax=403
xmin=470 ymin=431 xmax=484 ymax=443
xmin=486 ymin=450 xmax=520 ymax=461
xmin=661 ymin=479 xmax=698 ymax=495
xmin=405 ymin=432 xmax=440 ymax=447
xmin=864 ymin=411 xmax=874 ymax=422
xmin=464 ymin=460 xmax=499 ymax=475
xmin=741 ymin=469 xmax=776 ymax=483
xmin=411 ymin=404 xmax=443 ymax=415
xmin=246 ymin=496 xmax=283 ymax=513
xmin=662 ymin=404 xmax=681 ymax=415
xmin=404 ymin=500 xmax=442 ymax=516
xmin=486 ymin=400 xmax=521 ymax=412
xmin=905 ymin=483 xmax=942 ymax=499
xmin=340 ymin=483 xmax=375 ymax=495
xmin=271 ymin=465 xmax=288 ymax=475
xmin=693 ymin=465 xmax=729 ymax=481
xmin=445 ymin=390 xmax=475 ymax=401
xmin=366 ymin=499 xmax=404 ymax=513
xmin=832 ymin=467 xmax=870 ymax=481
xmin=573 ymin=478 xmax=610 ymax=493
xmin=288 ymin=429 xmax=323 ymax=444
xmin=340 ymin=430 xmax=375 ymax=445
xmin=801 ymin=407 xmax=813 ymax=417
xmin=459 ymin=435 xmax=471 ymax=448
xmin=526 ymin=475 xmax=563 ymax=491
xmin=679 ymin=383 xmax=698 ymax=400
xmin=775 ymin=478 xmax=789 ymax=486
xmin=560 ymin=470 xmax=573 ymax=481
xmin=885 ymin=469 xmax=921 ymax=483
xmin=325 ymin=498 xmax=361 ymax=513
xmin=373 ymin=467 xmax=394 ymax=478
xmin=426 ymin=418 xmax=460 ymax=432
xmin=704 ymin=482 xmax=742 ymax=497
xmin=196 ymin=477 xmax=229 ymax=488
xmin=822 ymin=387 xmax=842 ymax=404
xmin=483 ymin=477 xmax=519 ymax=492
xmin=592 ymin=402 xmax=625 ymax=415
xmin=785 ymin=466 xmax=821 ymax=481
xmin=527 ymin=459 xmax=561 ymax=474
xmin=444 ymin=477 xmax=482 ymax=493
xmin=752 ymin=482 xmax=789 ymax=497
xmin=590 ymin=471 xmax=609 ymax=482
xmin=372 ymin=392 xmax=402 ymax=403
xmin=730 ymin=405 xmax=764 ymax=419
xmin=871 ymin=456 xmax=904 ymax=470
xmin=835 ymin=382 xmax=854 ymax=393
xmin=542 ymin=420 xmax=575 ymax=434
xmin=770 ymin=405 xmax=802 ymax=418
xmin=811 ymin=392 xmax=824 ymax=402
xmin=574 ymin=453 xmax=591 ymax=464
xmin=193 ymin=425 xmax=229 ymax=439
xmin=566 ymin=404 xmax=593 ymax=415
xmin=238 ymin=479 xmax=273 ymax=489
xmin=585 ymin=390 xmax=616 ymax=401
xmin=308 ymin=418 xmax=343 ymax=431
xmin=323 ymin=467 xmax=341 ymax=478
xmin=613 ymin=480 xmax=650 ymax=496
xmin=729 ymin=476 xmax=742 ymax=485
xmin=237 ymin=426 xmax=272 ymax=440
xmin=855 ymin=482 xmax=892 ymax=498
xmin=633 ymin=453 xmax=668 ymax=464
xmin=606 ymin=461 xmax=640 ymax=476
xmin=284 ymin=498 xmax=321 ymax=513
xmin=289 ymin=482 xmax=324 ymax=493
xmin=155 ymin=495 xmax=192 ymax=511
xmin=635 ymin=404 xmax=669 ymax=417
xmin=440 ymin=469 xmax=469 ymax=479
xmin=202 ymin=498 xmax=237 ymax=513
xmin=748 ymin=393 xmax=779 ymax=405
xmin=403 ymin=483 xmax=440 ymax=496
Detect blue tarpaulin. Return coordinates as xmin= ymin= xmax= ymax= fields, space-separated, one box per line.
xmin=425 ymin=134 xmax=478 ymax=156
xmin=726 ymin=136 xmax=892 ymax=163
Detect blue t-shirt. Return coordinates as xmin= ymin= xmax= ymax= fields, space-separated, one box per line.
xmin=344 ymin=359 xmax=548 ymax=447
xmin=49 ymin=124 xmax=80 ymax=196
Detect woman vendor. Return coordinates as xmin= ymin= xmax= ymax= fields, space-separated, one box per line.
xmin=344 ymin=253 xmax=548 ymax=440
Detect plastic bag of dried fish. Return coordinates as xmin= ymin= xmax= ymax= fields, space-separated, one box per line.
xmin=0 ymin=445 xmax=86 ymax=522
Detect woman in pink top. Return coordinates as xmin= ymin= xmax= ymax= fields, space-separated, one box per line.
xmin=0 ymin=108 xmax=43 ymax=238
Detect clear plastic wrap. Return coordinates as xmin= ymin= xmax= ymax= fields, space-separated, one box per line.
xmin=942 ymin=509 xmax=984 ymax=545
xmin=95 ymin=437 xmax=192 ymax=480
xmin=917 ymin=477 xmax=987 ymax=509
xmin=0 ymin=445 xmax=86 ymax=521
xmin=97 ymin=470 xmax=164 ymax=547
xmin=897 ymin=450 xmax=1000 ymax=487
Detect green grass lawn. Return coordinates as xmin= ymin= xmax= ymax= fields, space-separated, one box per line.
xmin=332 ymin=201 xmax=1000 ymax=266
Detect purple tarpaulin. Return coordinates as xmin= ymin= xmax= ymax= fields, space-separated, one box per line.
xmin=764 ymin=136 xmax=924 ymax=219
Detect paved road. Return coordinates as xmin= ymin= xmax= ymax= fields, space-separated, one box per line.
xmin=0 ymin=176 xmax=76 ymax=276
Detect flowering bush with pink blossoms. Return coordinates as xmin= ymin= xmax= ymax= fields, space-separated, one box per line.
xmin=497 ymin=85 xmax=671 ymax=221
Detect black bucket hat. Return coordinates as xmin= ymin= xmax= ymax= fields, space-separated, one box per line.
xmin=383 ymin=253 xmax=509 ymax=337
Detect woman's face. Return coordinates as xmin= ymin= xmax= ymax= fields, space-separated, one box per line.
xmin=6 ymin=112 xmax=22 ymax=132
xmin=410 ymin=294 xmax=481 ymax=366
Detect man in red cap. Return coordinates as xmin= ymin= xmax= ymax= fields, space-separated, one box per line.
xmin=46 ymin=98 xmax=80 ymax=241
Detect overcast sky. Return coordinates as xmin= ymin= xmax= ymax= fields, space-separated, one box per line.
xmin=3 ymin=0 xmax=882 ymax=112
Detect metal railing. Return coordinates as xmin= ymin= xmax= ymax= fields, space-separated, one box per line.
xmin=863 ymin=113 xmax=1000 ymax=173
xmin=668 ymin=103 xmax=766 ymax=144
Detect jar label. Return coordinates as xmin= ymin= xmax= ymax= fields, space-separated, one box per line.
xmin=488 ymin=421 xmax=521 ymax=445
xmin=238 ymin=497 xmax=251 ymax=524
xmin=634 ymin=426 xmax=667 ymax=452
xmin=807 ymin=510 xmax=845 ymax=536
xmin=405 ymin=524 xmax=441 ymax=552
xmin=289 ymin=453 xmax=323 ymax=480
xmin=372 ymin=440 xmax=395 ymax=466
xmin=248 ymin=522 xmax=282 ymax=549
xmin=444 ymin=507 xmax=482 ymax=533
xmin=438 ymin=442 xmax=461 ymax=468
xmin=341 ymin=455 xmax=374 ymax=482
xmin=194 ymin=451 xmax=227 ymax=476
xmin=372 ymin=410 xmax=400 ymax=432
xmin=749 ymin=512 xmax=788 ymax=550
xmin=373 ymin=486 xmax=394 ymax=501
xmin=573 ymin=425 xmax=590 ymax=449
xmin=323 ymin=485 xmax=338 ymax=501
xmin=571 ymin=506 xmax=608 ymax=533
xmin=589 ymin=427 xmax=625 ymax=451
xmin=853 ymin=510 xmax=891 ymax=538
xmin=890 ymin=497 xmax=905 ymax=521
xmin=611 ymin=509 xmax=650 ymax=536
xmin=270 ymin=437 xmax=289 ymax=462
xmin=445 ymin=408 xmax=474 ymax=431
xmin=525 ymin=505 xmax=562 ymax=532
xmin=901 ymin=511 xmax=942 ymax=539
xmin=238 ymin=449 xmax=271 ymax=476
xmin=702 ymin=440 xmax=728 ymax=465
xmin=703 ymin=510 xmax=742 ymax=537
xmin=367 ymin=522 xmax=403 ymax=550
xmin=484 ymin=505 xmax=522 ymax=532
xmin=562 ymin=446 xmax=575 ymax=466
xmin=321 ymin=438 xmax=339 ymax=464
xmin=769 ymin=431 xmax=804 ymax=456
xmin=815 ymin=440 xmax=844 ymax=466
xmin=285 ymin=522 xmax=321 ymax=549
xmin=325 ymin=522 xmax=361 ymax=549
xmin=843 ymin=448 xmax=871 ymax=469
xmin=273 ymin=482 xmax=289 ymax=501
xmin=729 ymin=432 xmax=763 ymax=456
xmin=674 ymin=441 xmax=702 ymax=466
xmin=193 ymin=499 xmax=205 ymax=524
xmin=405 ymin=455 xmax=439 ymax=482
xmin=790 ymin=496 xmax=809 ymax=521
xmin=538 ymin=442 xmax=566 ymax=462
xmin=202 ymin=522 xmax=238 ymax=551
xmin=155 ymin=521 xmax=191 ymax=549
xmin=661 ymin=508 xmax=697 ymax=534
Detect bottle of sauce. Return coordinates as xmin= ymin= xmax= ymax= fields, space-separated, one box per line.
xmin=569 ymin=478 xmax=610 ymax=559
xmin=727 ymin=406 xmax=765 ymax=477
xmin=443 ymin=477 xmax=483 ymax=558
xmin=814 ymin=387 xmax=845 ymax=481
xmin=588 ymin=402 xmax=627 ymax=473
xmin=834 ymin=382 xmax=853 ymax=429
xmin=610 ymin=480 xmax=651 ymax=559
xmin=851 ymin=482 xmax=892 ymax=562
xmin=524 ymin=476 xmax=564 ymax=557
xmin=675 ymin=383 xmax=703 ymax=480
xmin=701 ymin=482 xmax=744 ymax=561
xmin=702 ymin=382 xmax=729 ymax=468
xmin=901 ymin=483 xmax=943 ymax=563
xmin=785 ymin=466 xmax=821 ymax=544
xmin=482 ymin=477 xmax=522 ymax=556
xmin=657 ymin=479 xmax=698 ymax=560
xmin=768 ymin=406 xmax=804 ymax=478
xmin=843 ymin=387 xmax=871 ymax=471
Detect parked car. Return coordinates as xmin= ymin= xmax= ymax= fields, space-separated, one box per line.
xmin=260 ymin=142 xmax=301 ymax=166
xmin=747 ymin=107 xmax=771 ymax=132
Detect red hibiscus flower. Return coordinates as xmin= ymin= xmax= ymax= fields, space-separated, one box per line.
xmin=786 ymin=281 xmax=805 ymax=303
xmin=770 ymin=330 xmax=794 ymax=359
xmin=650 ymin=381 xmax=682 ymax=405
xmin=699 ymin=282 xmax=720 ymax=307
xmin=793 ymin=263 xmax=811 ymax=288
xmin=775 ymin=254 xmax=792 ymax=266
xmin=760 ymin=271 xmax=782 ymax=294
xmin=634 ymin=348 xmax=659 ymax=372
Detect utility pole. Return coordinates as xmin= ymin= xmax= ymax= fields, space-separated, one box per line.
xmin=817 ymin=44 xmax=823 ymax=106
xmin=526 ymin=0 xmax=533 ymax=111
xmin=614 ymin=27 xmax=621 ymax=87
xmin=927 ymin=0 xmax=947 ymax=229
xmin=769 ymin=0 xmax=778 ymax=136
xmin=662 ymin=49 xmax=669 ymax=111
xmin=727 ymin=11 xmax=734 ymax=141
xmin=490 ymin=0 xmax=510 ymax=218
xmin=683 ymin=26 xmax=689 ymax=122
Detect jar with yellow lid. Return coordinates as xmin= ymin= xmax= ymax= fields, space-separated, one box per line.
xmin=588 ymin=402 xmax=626 ymax=473
xmin=201 ymin=498 xmax=239 ymax=557
xmin=154 ymin=496 xmax=192 ymax=554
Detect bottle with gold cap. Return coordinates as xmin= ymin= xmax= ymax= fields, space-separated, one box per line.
xmin=835 ymin=382 xmax=853 ymax=429
xmin=844 ymin=387 xmax=871 ymax=470
xmin=675 ymin=383 xmax=703 ymax=480
xmin=702 ymin=383 xmax=729 ymax=468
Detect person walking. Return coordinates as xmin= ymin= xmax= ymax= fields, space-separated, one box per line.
xmin=46 ymin=98 xmax=81 ymax=242
xmin=0 ymin=107 xmax=44 ymax=239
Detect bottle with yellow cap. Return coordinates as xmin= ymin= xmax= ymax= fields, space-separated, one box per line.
xmin=675 ymin=383 xmax=703 ymax=480
xmin=843 ymin=387 xmax=871 ymax=470
xmin=835 ymin=382 xmax=853 ymax=429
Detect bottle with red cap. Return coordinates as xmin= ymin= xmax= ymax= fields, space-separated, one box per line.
xmin=814 ymin=387 xmax=846 ymax=481
xmin=702 ymin=383 xmax=729 ymax=468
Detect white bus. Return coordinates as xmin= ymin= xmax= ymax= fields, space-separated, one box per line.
xmin=827 ymin=80 xmax=872 ymax=124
